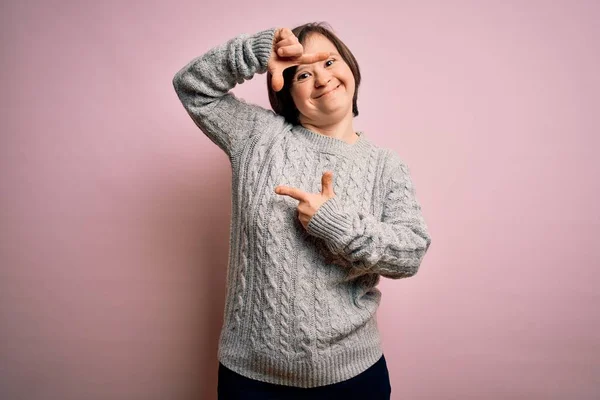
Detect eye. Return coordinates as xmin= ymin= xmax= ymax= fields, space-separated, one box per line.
xmin=296 ymin=59 xmax=336 ymax=81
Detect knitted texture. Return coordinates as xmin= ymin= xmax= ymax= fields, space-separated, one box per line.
xmin=172 ymin=27 xmax=432 ymax=388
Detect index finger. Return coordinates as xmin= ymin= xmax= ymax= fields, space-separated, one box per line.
xmin=275 ymin=186 xmax=309 ymax=202
xmin=297 ymin=51 xmax=332 ymax=65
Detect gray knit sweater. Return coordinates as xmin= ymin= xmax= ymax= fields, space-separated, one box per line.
xmin=172 ymin=27 xmax=432 ymax=388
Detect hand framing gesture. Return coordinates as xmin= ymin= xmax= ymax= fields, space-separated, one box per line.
xmin=275 ymin=171 xmax=336 ymax=230
xmin=268 ymin=28 xmax=331 ymax=92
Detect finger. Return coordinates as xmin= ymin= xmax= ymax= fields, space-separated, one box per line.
xmin=274 ymin=36 xmax=299 ymax=50
xmin=270 ymin=69 xmax=284 ymax=92
xmin=297 ymin=51 xmax=331 ymax=64
xmin=275 ymin=186 xmax=308 ymax=202
xmin=278 ymin=28 xmax=295 ymax=40
xmin=321 ymin=171 xmax=335 ymax=197
xmin=276 ymin=43 xmax=303 ymax=58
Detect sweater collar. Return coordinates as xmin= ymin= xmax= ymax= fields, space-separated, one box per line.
xmin=291 ymin=124 xmax=371 ymax=157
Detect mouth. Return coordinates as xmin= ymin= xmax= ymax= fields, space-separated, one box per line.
xmin=316 ymin=84 xmax=341 ymax=99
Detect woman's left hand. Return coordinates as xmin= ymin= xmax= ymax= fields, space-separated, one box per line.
xmin=274 ymin=171 xmax=336 ymax=230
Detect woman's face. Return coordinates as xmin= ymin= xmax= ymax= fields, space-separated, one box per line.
xmin=290 ymin=33 xmax=355 ymax=125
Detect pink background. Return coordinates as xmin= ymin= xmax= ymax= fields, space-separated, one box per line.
xmin=2 ymin=0 xmax=599 ymax=398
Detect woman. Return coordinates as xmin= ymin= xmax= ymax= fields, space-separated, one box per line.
xmin=172 ymin=22 xmax=432 ymax=399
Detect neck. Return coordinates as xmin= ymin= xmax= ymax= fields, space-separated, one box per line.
xmin=299 ymin=111 xmax=358 ymax=144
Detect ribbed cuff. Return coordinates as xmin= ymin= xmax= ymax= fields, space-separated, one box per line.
xmin=306 ymin=196 xmax=353 ymax=252
xmin=251 ymin=28 xmax=277 ymax=72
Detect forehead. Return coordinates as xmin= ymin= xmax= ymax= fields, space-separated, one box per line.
xmin=302 ymin=33 xmax=338 ymax=53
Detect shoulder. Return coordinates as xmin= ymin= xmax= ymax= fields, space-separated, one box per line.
xmin=374 ymin=148 xmax=416 ymax=197
xmin=226 ymin=93 xmax=292 ymax=135
xmin=358 ymin=134 xmax=407 ymax=171
xmin=379 ymin=147 xmax=409 ymax=176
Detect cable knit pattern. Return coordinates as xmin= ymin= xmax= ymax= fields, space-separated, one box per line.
xmin=172 ymin=27 xmax=432 ymax=388
xmin=250 ymin=138 xmax=282 ymax=351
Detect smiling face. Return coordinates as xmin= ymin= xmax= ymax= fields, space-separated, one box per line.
xmin=290 ymin=33 xmax=356 ymax=126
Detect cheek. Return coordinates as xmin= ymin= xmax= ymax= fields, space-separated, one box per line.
xmin=292 ymin=88 xmax=311 ymax=105
xmin=344 ymin=71 xmax=355 ymax=87
xmin=344 ymin=76 xmax=356 ymax=94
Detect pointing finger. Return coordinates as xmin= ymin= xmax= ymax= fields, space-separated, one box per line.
xmin=275 ymin=186 xmax=308 ymax=202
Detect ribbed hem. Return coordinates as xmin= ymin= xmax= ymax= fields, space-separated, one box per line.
xmin=292 ymin=125 xmax=372 ymax=158
xmin=218 ymin=319 xmax=383 ymax=388
xmin=251 ymin=28 xmax=277 ymax=73
xmin=306 ymin=196 xmax=353 ymax=252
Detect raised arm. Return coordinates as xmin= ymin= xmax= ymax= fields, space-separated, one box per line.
xmin=172 ymin=28 xmax=283 ymax=159
xmin=306 ymin=152 xmax=432 ymax=280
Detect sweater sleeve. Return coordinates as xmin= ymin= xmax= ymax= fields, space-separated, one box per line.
xmin=172 ymin=28 xmax=285 ymax=159
xmin=306 ymin=156 xmax=432 ymax=279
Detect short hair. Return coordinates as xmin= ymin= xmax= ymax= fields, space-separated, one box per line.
xmin=266 ymin=22 xmax=362 ymax=126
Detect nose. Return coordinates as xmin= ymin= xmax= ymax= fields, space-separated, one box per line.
xmin=314 ymin=67 xmax=332 ymax=87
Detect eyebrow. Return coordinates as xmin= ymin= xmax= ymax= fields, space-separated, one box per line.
xmin=296 ymin=52 xmax=340 ymax=73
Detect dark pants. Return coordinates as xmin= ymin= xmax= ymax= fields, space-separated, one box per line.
xmin=217 ymin=354 xmax=391 ymax=400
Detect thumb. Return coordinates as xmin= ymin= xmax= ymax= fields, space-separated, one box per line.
xmin=321 ymin=171 xmax=335 ymax=197
xmin=269 ymin=69 xmax=284 ymax=92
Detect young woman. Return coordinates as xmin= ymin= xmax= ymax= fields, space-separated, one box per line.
xmin=172 ymin=22 xmax=432 ymax=399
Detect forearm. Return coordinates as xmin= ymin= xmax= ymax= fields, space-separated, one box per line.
xmin=307 ymin=162 xmax=432 ymax=279
xmin=172 ymin=28 xmax=278 ymax=157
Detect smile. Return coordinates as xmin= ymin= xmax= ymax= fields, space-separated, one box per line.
xmin=316 ymin=84 xmax=341 ymax=99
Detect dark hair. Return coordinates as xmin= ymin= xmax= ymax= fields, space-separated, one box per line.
xmin=266 ymin=22 xmax=361 ymax=126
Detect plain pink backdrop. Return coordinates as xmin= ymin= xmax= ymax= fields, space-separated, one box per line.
xmin=1 ymin=0 xmax=599 ymax=399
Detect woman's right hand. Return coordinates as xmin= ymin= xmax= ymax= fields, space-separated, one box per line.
xmin=268 ymin=28 xmax=331 ymax=92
